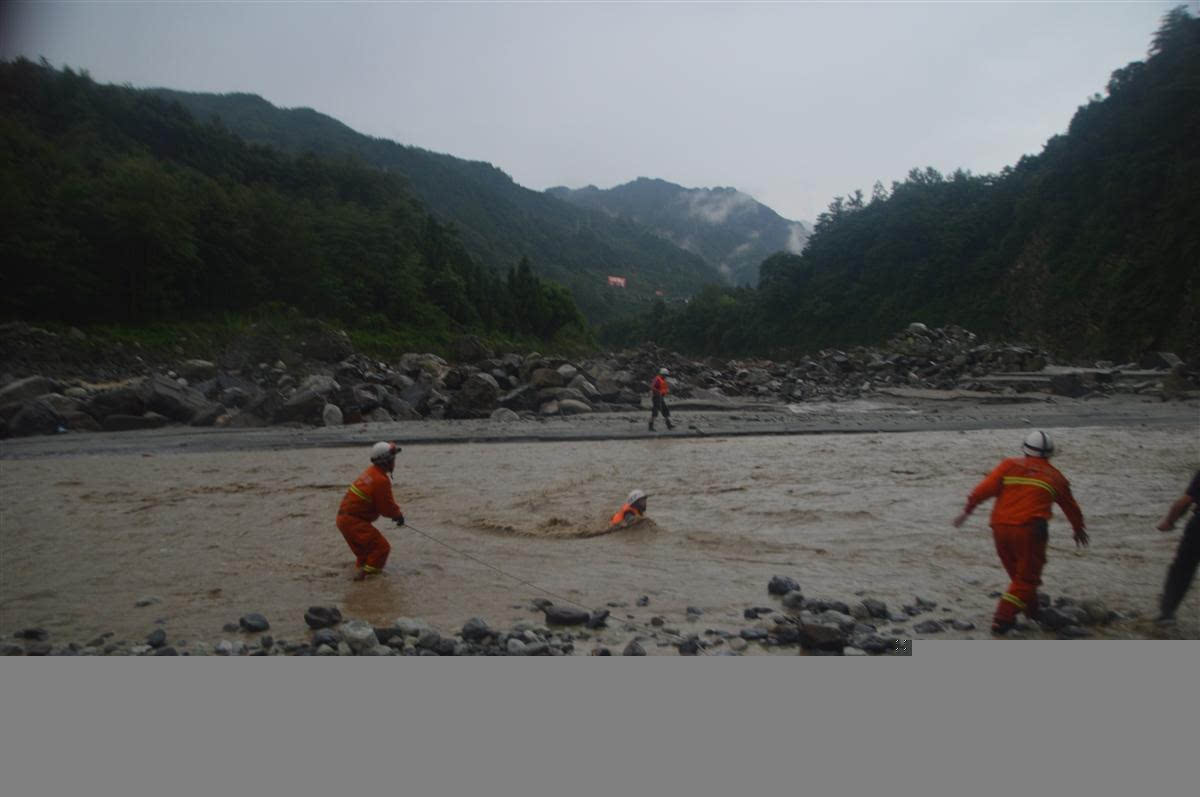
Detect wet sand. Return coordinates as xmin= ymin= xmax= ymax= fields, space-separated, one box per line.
xmin=2 ymin=396 xmax=1198 ymax=652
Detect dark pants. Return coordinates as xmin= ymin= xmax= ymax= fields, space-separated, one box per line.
xmin=650 ymin=394 xmax=671 ymax=425
xmin=1161 ymin=513 xmax=1200 ymax=618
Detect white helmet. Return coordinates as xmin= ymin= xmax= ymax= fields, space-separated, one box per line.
xmin=370 ymin=441 xmax=399 ymax=465
xmin=1022 ymin=430 xmax=1054 ymax=458
xmin=658 ymin=367 xmax=669 ymax=376
xmin=627 ymin=489 xmax=648 ymax=505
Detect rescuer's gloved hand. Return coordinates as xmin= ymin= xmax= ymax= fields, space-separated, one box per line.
xmin=393 ymin=513 xmax=405 ymax=527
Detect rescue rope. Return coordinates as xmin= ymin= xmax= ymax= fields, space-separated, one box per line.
xmin=399 ymin=522 xmax=716 ymax=655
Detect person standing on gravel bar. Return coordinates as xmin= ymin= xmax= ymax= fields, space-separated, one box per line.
xmin=611 ymin=489 xmax=649 ymax=528
xmin=337 ymin=441 xmax=405 ymax=581
xmin=649 ymin=367 xmax=673 ymax=431
xmin=952 ymin=430 xmax=1088 ymax=635
xmin=1154 ymin=470 xmax=1200 ymax=625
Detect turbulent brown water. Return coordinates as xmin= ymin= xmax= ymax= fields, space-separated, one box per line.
xmin=1 ymin=423 xmax=1197 ymax=651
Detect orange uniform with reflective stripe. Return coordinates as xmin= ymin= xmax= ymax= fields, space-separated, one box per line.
xmin=610 ymin=503 xmax=643 ymax=526
xmin=965 ymin=456 xmax=1084 ymax=532
xmin=336 ymin=464 xmax=402 ymax=573
xmin=338 ymin=464 xmax=402 ymax=522
xmin=964 ymin=456 xmax=1085 ymax=626
xmin=651 ymin=375 xmax=669 ymax=396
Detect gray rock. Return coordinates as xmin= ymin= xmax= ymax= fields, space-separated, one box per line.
xmin=135 ymin=595 xmax=162 ymax=608
xmin=8 ymin=399 xmax=66 ymax=436
xmin=728 ymin=638 xmax=749 ymax=652
xmin=239 ymin=613 xmax=270 ymax=633
xmin=1078 ymin=599 xmax=1112 ymax=626
xmin=304 ymin=606 xmax=342 ymax=629
xmin=861 ymin=599 xmax=890 ymax=619
xmin=275 ymin=389 xmax=327 ymax=424
xmin=415 ymin=631 xmax=442 ymax=650
xmin=146 ymin=629 xmax=167 ymax=648
xmin=544 ymin=606 xmax=590 ymax=625
xmin=459 ymin=372 xmax=501 ymax=411
xmin=768 ymin=575 xmax=800 ymax=595
xmin=312 ymin=629 xmax=342 ymax=648
xmin=781 ymin=591 xmax=806 ymax=610
xmin=796 ymin=623 xmax=847 ymax=652
xmin=557 ymin=399 xmax=592 ymax=415
xmin=489 ymin=407 xmax=521 ymax=423
xmin=394 ymin=617 xmax=432 ymax=637
xmin=950 ymin=620 xmax=977 ymax=632
xmin=677 ymin=637 xmax=702 ymax=656
xmin=623 ymin=640 xmax=647 ymax=656
xmin=740 ymin=628 xmax=769 ymax=641
xmin=321 ymin=403 xmax=344 ymax=426
xmin=913 ymin=620 xmax=945 ymax=634
xmin=0 ymin=376 xmax=60 ymax=405
xmin=342 ymin=620 xmax=380 ymax=653
xmin=214 ymin=640 xmax=234 ymax=656
xmin=529 ymin=368 xmax=565 ymax=389
xmin=141 ymin=374 xmax=218 ymax=423
xmin=507 ymin=638 xmax=527 ymax=655
xmin=461 ymin=617 xmax=493 ymax=642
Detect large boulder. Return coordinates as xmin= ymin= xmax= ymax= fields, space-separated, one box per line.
xmin=229 ymin=390 xmax=284 ymax=427
xmin=85 ymin=385 xmax=146 ymax=420
xmin=529 ymin=368 xmax=565 ymax=390
xmin=0 ymin=376 xmax=61 ymax=405
xmin=296 ymin=375 xmax=339 ymax=398
xmin=274 ymin=389 xmax=328 ymax=424
xmin=558 ymin=399 xmax=592 ymax=415
xmin=140 ymin=374 xmax=218 ymax=424
xmin=8 ymin=399 xmax=66 ymax=436
xmin=498 ymin=384 xmax=538 ymax=411
xmin=458 ymin=372 xmax=501 ymax=412
xmin=321 ymin=403 xmax=344 ymax=427
xmin=568 ymin=375 xmax=600 ymax=399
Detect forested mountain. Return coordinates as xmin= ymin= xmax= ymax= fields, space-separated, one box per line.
xmin=0 ymin=59 xmax=587 ymax=346
xmin=547 ymin=178 xmax=809 ymax=286
xmin=604 ymin=7 xmax=1200 ymax=362
xmin=149 ymin=89 xmax=724 ymax=321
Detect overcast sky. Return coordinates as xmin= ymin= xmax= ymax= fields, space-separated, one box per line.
xmin=2 ymin=1 xmax=1189 ymax=222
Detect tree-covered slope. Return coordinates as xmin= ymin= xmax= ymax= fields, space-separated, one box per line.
xmin=0 ymin=59 xmax=587 ymax=346
xmin=150 ymin=89 xmax=724 ymax=322
xmin=605 ymin=7 xmax=1200 ymax=362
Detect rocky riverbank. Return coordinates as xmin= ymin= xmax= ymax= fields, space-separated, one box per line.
xmin=0 ymin=573 xmax=1144 ymax=656
xmin=2 ymin=321 xmax=1195 ymax=439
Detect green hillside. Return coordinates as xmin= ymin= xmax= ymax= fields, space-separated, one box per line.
xmin=604 ymin=7 xmax=1200 ymax=362
xmin=150 ymin=89 xmax=725 ymax=322
xmin=0 ymin=58 xmax=588 ymax=350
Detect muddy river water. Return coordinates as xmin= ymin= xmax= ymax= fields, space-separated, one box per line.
xmin=2 ymin=402 xmax=1198 ymax=652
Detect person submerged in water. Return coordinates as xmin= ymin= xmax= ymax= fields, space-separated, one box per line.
xmin=610 ymin=489 xmax=649 ymax=528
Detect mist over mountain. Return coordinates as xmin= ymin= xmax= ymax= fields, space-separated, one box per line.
xmin=547 ymin=178 xmax=809 ymax=286
xmin=150 ymin=90 xmax=724 ymax=322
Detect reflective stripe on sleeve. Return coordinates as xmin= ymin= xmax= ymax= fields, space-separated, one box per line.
xmin=348 ymin=484 xmax=370 ymax=502
xmin=1001 ymin=476 xmax=1057 ymax=498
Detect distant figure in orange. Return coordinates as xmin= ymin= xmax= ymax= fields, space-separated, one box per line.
xmin=649 ymin=367 xmax=674 ymax=431
xmin=953 ymin=431 xmax=1088 ymax=635
xmin=337 ymin=441 xmax=405 ymax=580
xmin=611 ymin=489 xmax=649 ymax=528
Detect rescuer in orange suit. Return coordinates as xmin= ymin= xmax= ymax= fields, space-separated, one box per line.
xmin=337 ymin=441 xmax=405 ymax=581
xmin=952 ymin=431 xmax=1088 ymax=635
xmin=649 ymin=367 xmax=674 ymax=431
xmin=611 ymin=489 xmax=649 ymax=528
